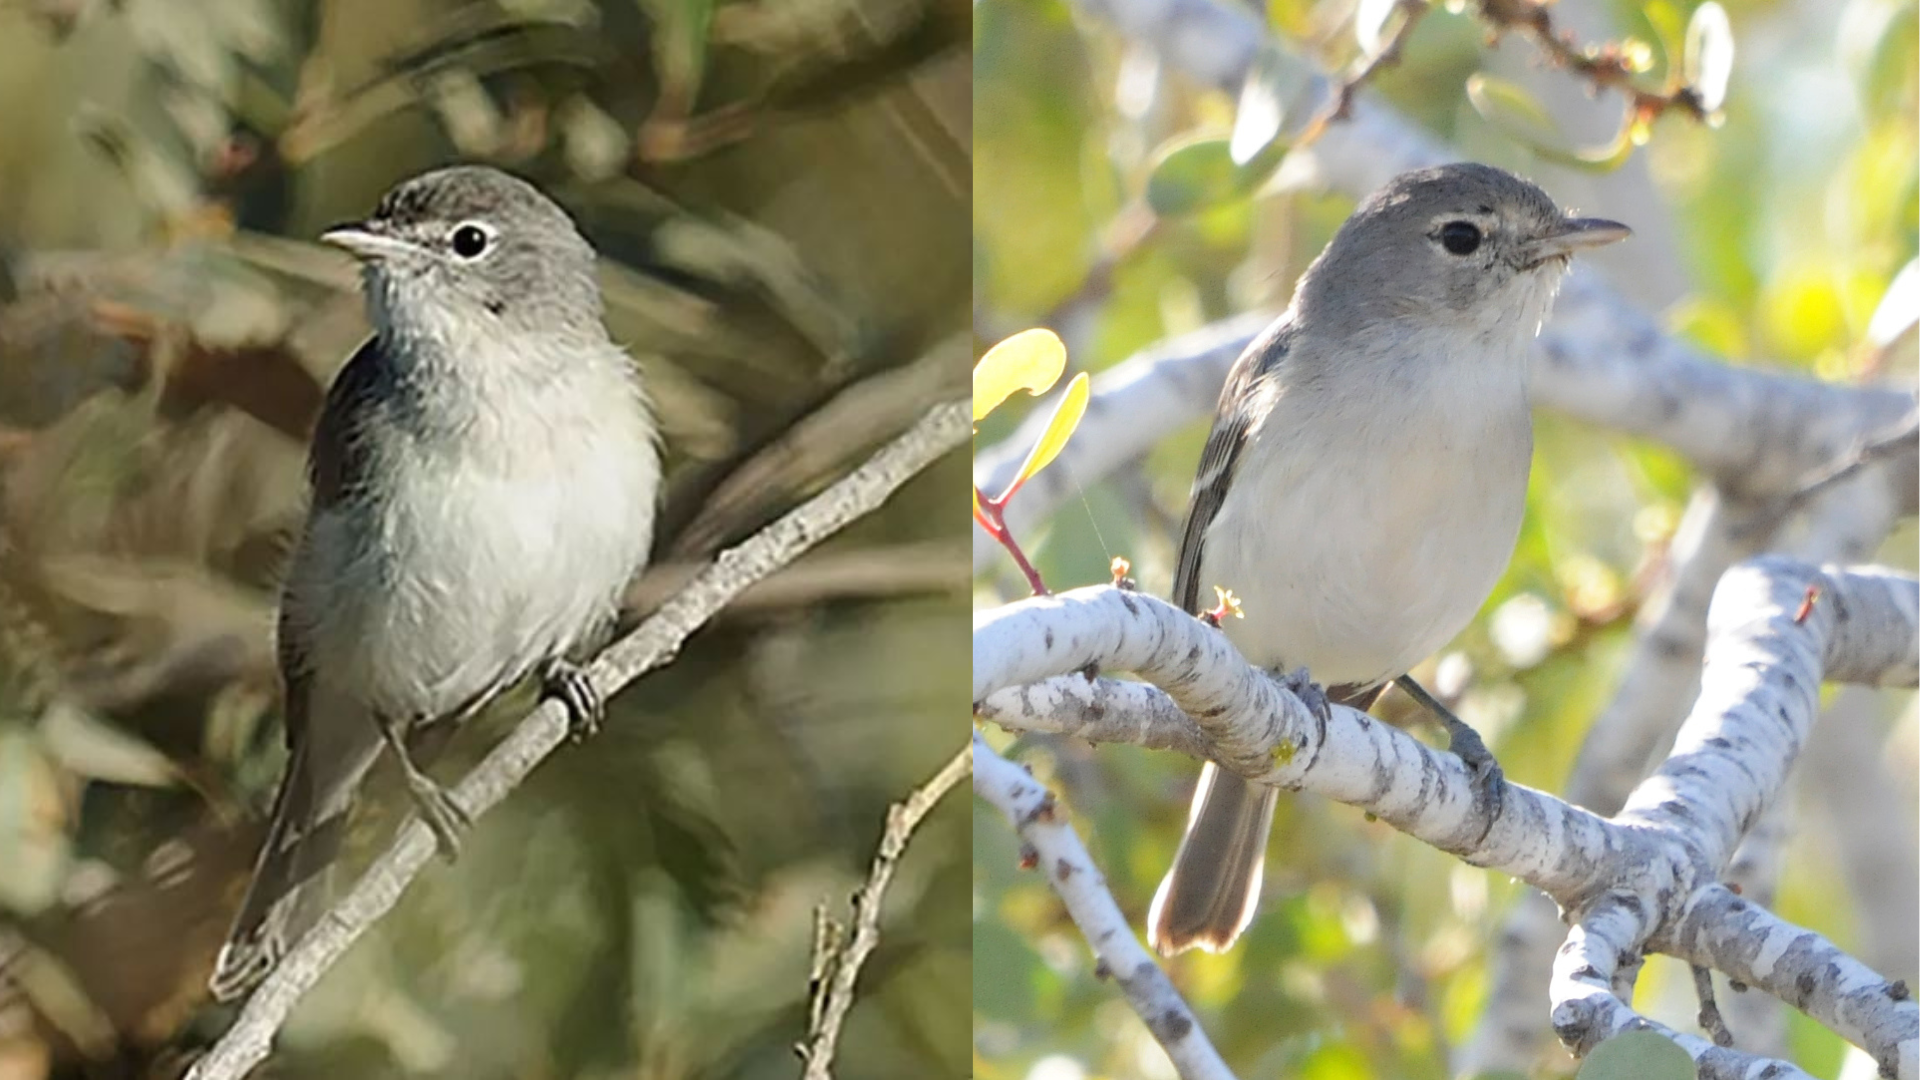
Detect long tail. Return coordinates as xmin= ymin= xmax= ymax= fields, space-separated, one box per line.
xmin=1148 ymin=682 xmax=1383 ymax=956
xmin=1146 ymin=765 xmax=1276 ymax=955
xmin=210 ymin=725 xmax=382 ymax=1000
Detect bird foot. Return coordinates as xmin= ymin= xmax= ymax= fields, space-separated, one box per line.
xmin=1278 ymin=667 xmax=1332 ymax=722
xmin=1443 ymin=712 xmax=1506 ymax=838
xmin=404 ymin=772 xmax=473 ymax=862
xmin=543 ymin=660 xmax=604 ymax=743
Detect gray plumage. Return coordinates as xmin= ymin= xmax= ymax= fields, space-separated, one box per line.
xmin=1147 ymin=163 xmax=1628 ymax=956
xmin=211 ymin=166 xmax=660 ymax=999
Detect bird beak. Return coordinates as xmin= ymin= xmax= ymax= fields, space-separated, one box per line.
xmin=1526 ymin=216 xmax=1632 ymax=262
xmin=319 ymin=222 xmax=415 ymax=262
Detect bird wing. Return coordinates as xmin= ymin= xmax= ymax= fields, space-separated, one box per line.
xmin=1169 ymin=318 xmax=1293 ymax=615
xmin=278 ymin=337 xmax=387 ymax=746
xmin=212 ymin=341 xmax=394 ymax=999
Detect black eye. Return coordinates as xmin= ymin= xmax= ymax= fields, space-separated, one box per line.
xmin=450 ymin=224 xmax=490 ymax=258
xmin=1438 ymin=221 xmax=1482 ymax=256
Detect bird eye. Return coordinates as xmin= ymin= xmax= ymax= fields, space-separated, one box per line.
xmin=1438 ymin=221 xmax=1482 ymax=256
xmin=449 ymin=222 xmax=492 ymax=259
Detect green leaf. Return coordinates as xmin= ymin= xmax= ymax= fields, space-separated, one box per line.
xmin=1465 ymin=73 xmax=1564 ymax=149
xmin=1145 ymin=136 xmax=1248 ymax=217
xmin=1641 ymin=0 xmax=1689 ymax=79
xmin=1469 ymin=74 xmax=1638 ymax=173
xmin=1576 ymin=1030 xmax=1696 ymax=1080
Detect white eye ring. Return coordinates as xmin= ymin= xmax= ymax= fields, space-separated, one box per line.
xmin=448 ymin=220 xmax=497 ymax=260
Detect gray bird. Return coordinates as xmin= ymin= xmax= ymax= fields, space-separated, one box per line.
xmin=1146 ymin=163 xmax=1627 ymax=956
xmin=211 ymin=166 xmax=661 ymax=999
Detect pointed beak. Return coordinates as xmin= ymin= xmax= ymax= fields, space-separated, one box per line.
xmin=319 ymin=222 xmax=415 ymax=262
xmin=1526 ymin=216 xmax=1632 ymax=263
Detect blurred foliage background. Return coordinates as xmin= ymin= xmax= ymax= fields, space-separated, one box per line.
xmin=0 ymin=0 xmax=969 ymax=1077
xmin=973 ymin=0 xmax=1916 ymax=1077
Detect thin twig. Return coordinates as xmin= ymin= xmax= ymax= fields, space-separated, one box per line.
xmin=1692 ymin=963 xmax=1735 ymax=1047
xmin=1477 ymin=0 xmax=1710 ymax=125
xmin=1772 ymin=409 xmax=1920 ymax=521
xmin=186 ymin=399 xmax=970 ymax=1080
xmin=797 ymin=741 xmax=972 ymax=1079
xmin=1296 ymin=0 xmax=1430 ymax=147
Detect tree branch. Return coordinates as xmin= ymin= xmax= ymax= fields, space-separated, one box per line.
xmin=974 ymin=560 xmax=1919 ymax=1071
xmin=972 ymin=731 xmax=1237 ymax=1080
xmin=799 ymin=740 xmax=971 ymax=1079
xmin=1548 ymin=896 xmax=1818 ymax=1080
xmin=186 ymin=399 xmax=970 ymax=1080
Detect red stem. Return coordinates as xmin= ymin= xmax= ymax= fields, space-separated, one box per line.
xmin=974 ymin=489 xmax=1049 ymax=596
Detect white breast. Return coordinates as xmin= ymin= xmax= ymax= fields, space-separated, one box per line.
xmin=292 ymin=349 xmax=658 ymax=722
xmin=1199 ymin=334 xmax=1532 ymax=687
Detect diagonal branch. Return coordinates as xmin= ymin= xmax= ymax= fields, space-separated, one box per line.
xmin=187 ymin=399 xmax=970 ymax=1080
xmin=799 ymin=740 xmax=972 ymax=1079
xmin=972 ymin=731 xmax=1236 ymax=1080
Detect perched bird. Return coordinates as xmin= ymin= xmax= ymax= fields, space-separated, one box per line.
xmin=210 ymin=166 xmax=661 ymax=998
xmin=1147 ymin=163 xmax=1628 ymax=956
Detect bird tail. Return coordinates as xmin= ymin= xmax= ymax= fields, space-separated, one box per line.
xmin=1147 ymin=765 xmax=1276 ymax=956
xmin=1148 ymin=681 xmax=1384 ymax=956
xmin=210 ymin=729 xmax=382 ymax=1000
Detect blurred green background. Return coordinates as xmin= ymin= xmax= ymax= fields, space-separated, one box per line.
xmin=0 ymin=0 xmax=969 ymax=1077
xmin=973 ymin=0 xmax=1916 ymax=1077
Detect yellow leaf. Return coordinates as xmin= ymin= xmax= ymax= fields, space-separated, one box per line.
xmin=1001 ymin=371 xmax=1089 ymax=501
xmin=973 ymin=329 xmax=1066 ymax=423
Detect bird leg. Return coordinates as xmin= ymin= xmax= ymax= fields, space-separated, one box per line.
xmin=541 ymin=658 xmax=604 ymax=742
xmin=1394 ymin=674 xmax=1505 ymax=833
xmin=377 ymin=714 xmax=471 ymax=861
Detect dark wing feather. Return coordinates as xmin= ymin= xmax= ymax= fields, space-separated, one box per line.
xmin=1169 ymin=319 xmax=1293 ymax=615
xmin=278 ymin=339 xmax=387 ymax=748
xmin=305 ymin=337 xmax=387 ymax=510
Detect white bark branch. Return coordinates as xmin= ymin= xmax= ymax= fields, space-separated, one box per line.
xmin=1666 ymin=883 xmax=1916 ymax=1078
xmin=975 ymin=560 xmax=1919 ymax=1072
xmin=186 ymin=400 xmax=970 ymax=1080
xmin=1472 ymin=462 xmax=1913 ymax=1073
xmin=1549 ymin=894 xmax=1818 ymax=1080
xmin=972 ymin=731 xmax=1236 ymax=1080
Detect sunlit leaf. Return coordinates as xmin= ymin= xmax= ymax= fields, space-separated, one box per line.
xmin=1001 ymin=371 xmax=1089 ymax=501
xmin=1354 ymin=0 xmax=1403 ymax=58
xmin=1145 ymin=136 xmax=1246 ymax=217
xmin=1470 ymin=73 xmax=1637 ymax=171
xmin=1867 ymin=257 xmax=1919 ymax=347
xmin=1465 ymin=74 xmax=1564 ymax=150
xmin=1232 ymin=47 xmax=1287 ymax=165
xmin=1685 ymin=1 xmax=1734 ymax=115
xmin=0 ymin=727 xmax=70 ymax=915
xmin=39 ymin=700 xmax=178 ymax=788
xmin=1575 ymin=1030 xmax=1695 ymax=1080
xmin=973 ymin=329 xmax=1066 ymax=423
xmin=560 ymin=95 xmax=631 ymax=181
